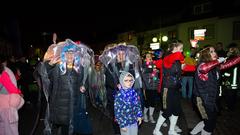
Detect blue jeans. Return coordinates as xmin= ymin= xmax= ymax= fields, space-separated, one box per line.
xmin=181 ymin=76 xmax=193 ymax=99
xmin=120 ymin=123 xmax=138 ymax=135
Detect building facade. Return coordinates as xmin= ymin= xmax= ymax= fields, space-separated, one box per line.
xmin=116 ymin=0 xmax=240 ymax=54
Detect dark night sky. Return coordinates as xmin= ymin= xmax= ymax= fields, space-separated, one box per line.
xmin=17 ymin=1 xmax=186 ymax=48
xmin=4 ymin=0 xmax=237 ymax=52
xmin=0 ymin=1 xmax=184 ymax=56
xmin=1 ymin=0 xmax=237 ymax=56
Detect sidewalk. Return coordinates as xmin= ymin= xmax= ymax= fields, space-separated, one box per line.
xmin=181 ymin=97 xmax=240 ymax=135
xmin=214 ymin=98 xmax=240 ymax=135
xmin=181 ymin=99 xmax=201 ymax=129
xmin=19 ymin=97 xmax=240 ymax=135
xmin=138 ymin=98 xmax=189 ymax=135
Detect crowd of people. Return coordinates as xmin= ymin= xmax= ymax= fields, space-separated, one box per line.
xmin=0 ymin=37 xmax=240 ymax=135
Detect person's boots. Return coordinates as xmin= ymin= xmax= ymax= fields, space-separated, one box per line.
xmin=159 ymin=110 xmax=167 ymax=127
xmin=174 ymin=125 xmax=182 ymax=133
xmin=169 ymin=115 xmax=182 ymax=133
xmin=149 ymin=107 xmax=156 ymax=123
xmin=143 ymin=107 xmax=149 ymax=122
xmin=201 ymin=129 xmax=211 ymax=135
xmin=190 ymin=121 xmax=204 ymax=135
xmin=153 ymin=115 xmax=166 ymax=135
xmin=168 ymin=115 xmax=180 ymax=135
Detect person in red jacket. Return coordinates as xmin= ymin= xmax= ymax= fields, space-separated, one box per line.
xmin=153 ymin=40 xmax=184 ymax=135
xmin=190 ymin=46 xmax=240 ymax=135
xmin=154 ymin=49 xmax=182 ymax=133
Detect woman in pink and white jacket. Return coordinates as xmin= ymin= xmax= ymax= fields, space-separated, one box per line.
xmin=0 ymin=56 xmax=24 ymax=135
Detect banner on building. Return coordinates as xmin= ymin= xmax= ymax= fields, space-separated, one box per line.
xmin=150 ymin=42 xmax=160 ymax=50
xmin=194 ymin=29 xmax=206 ymax=40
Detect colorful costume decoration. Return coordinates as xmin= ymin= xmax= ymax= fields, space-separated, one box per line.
xmin=142 ymin=53 xmax=159 ymax=123
xmin=88 ymin=56 xmax=107 ymax=111
xmin=35 ymin=39 xmax=94 ymax=135
xmin=99 ymin=44 xmax=142 ymax=134
xmin=100 ymin=44 xmax=142 ymax=87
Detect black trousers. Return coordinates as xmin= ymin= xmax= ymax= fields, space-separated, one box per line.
xmin=203 ymin=106 xmax=217 ymax=133
xmin=224 ymin=89 xmax=238 ymax=111
xmin=162 ymin=88 xmax=182 ymax=118
xmin=144 ymin=90 xmax=157 ymax=108
xmin=52 ymin=124 xmax=69 ymax=135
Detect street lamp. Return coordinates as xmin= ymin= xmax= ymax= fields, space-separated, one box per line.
xmin=162 ymin=36 xmax=168 ymax=42
xmin=150 ymin=35 xmax=168 ymax=50
xmin=159 ymin=35 xmax=168 ymax=51
xmin=152 ymin=37 xmax=158 ymax=42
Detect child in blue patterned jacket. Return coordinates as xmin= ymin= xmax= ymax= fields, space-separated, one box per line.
xmin=114 ymin=71 xmax=143 ymax=135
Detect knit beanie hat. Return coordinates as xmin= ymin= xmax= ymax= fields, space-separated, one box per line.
xmin=119 ymin=71 xmax=135 ymax=89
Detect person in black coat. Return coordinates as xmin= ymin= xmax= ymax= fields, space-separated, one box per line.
xmin=191 ymin=45 xmax=240 ymax=135
xmin=222 ymin=43 xmax=240 ymax=111
xmin=37 ymin=39 xmax=93 ymax=135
